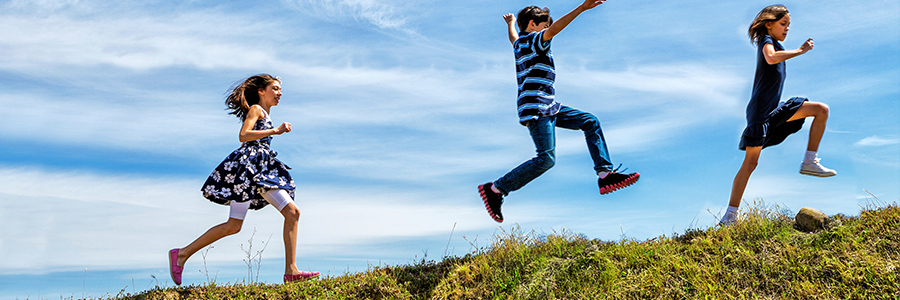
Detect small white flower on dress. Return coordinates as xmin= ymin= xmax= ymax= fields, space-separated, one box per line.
xmin=224 ymin=161 xmax=238 ymax=171
xmin=225 ymin=174 xmax=236 ymax=183
xmin=219 ymin=188 xmax=232 ymax=198
xmin=211 ymin=171 xmax=221 ymax=182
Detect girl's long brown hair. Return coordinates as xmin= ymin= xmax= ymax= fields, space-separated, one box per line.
xmin=748 ymin=5 xmax=789 ymax=46
xmin=224 ymin=74 xmax=280 ymax=120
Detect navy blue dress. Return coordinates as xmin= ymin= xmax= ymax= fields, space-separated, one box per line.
xmin=740 ymin=35 xmax=807 ymax=150
xmin=201 ymin=114 xmax=295 ymax=210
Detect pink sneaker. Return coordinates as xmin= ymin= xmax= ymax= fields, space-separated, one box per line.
xmin=168 ymin=248 xmax=184 ymax=286
xmin=284 ymin=271 xmax=319 ymax=283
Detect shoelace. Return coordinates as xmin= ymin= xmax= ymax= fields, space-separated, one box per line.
xmin=611 ymin=163 xmax=628 ymax=174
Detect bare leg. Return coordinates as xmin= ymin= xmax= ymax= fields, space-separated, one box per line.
xmin=177 ymin=218 xmax=243 ymax=267
xmin=728 ymin=146 xmax=762 ymax=208
xmin=279 ymin=202 xmax=301 ymax=275
xmin=787 ymin=101 xmax=829 ymax=152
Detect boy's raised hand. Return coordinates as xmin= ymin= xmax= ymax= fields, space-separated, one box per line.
xmin=503 ymin=13 xmax=519 ymax=45
xmin=503 ymin=13 xmax=516 ymax=25
xmin=544 ymin=0 xmax=606 ymax=41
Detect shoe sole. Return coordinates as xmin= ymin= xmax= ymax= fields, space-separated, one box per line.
xmin=285 ymin=272 xmax=320 ymax=283
xmin=478 ymin=184 xmax=503 ymax=223
xmin=800 ymin=170 xmax=836 ymax=177
xmin=599 ymin=173 xmax=640 ymax=195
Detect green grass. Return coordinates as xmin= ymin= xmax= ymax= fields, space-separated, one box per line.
xmin=118 ymin=201 xmax=899 ymax=299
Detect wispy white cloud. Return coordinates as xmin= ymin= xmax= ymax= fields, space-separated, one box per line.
xmin=5 ymin=0 xmax=80 ymax=11
xmin=281 ymin=0 xmax=415 ymax=34
xmin=0 ymin=166 xmax=511 ymax=274
xmin=0 ymin=12 xmax=281 ymax=72
xmin=854 ymin=135 xmax=900 ymax=147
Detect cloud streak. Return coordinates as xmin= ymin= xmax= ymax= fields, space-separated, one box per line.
xmin=855 ymin=135 xmax=900 ymax=147
xmin=0 ymin=166 xmax=509 ymax=274
xmin=281 ymin=0 xmax=414 ymax=33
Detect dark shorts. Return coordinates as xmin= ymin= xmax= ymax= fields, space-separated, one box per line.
xmin=739 ymin=97 xmax=807 ymax=150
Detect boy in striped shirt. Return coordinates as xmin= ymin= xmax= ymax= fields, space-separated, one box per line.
xmin=479 ymin=0 xmax=640 ymax=223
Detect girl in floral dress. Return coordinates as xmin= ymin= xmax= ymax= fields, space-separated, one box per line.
xmin=168 ymin=74 xmax=318 ymax=285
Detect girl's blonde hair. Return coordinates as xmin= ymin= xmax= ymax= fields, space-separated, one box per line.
xmin=225 ymin=74 xmax=280 ymax=120
xmin=748 ymin=5 xmax=789 ymax=45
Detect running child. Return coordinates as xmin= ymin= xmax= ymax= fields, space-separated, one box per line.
xmin=479 ymin=0 xmax=640 ymax=223
xmin=168 ymin=74 xmax=319 ymax=284
xmin=720 ymin=5 xmax=836 ymax=225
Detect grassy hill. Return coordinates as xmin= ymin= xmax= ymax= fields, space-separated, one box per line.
xmin=122 ymin=202 xmax=899 ymax=299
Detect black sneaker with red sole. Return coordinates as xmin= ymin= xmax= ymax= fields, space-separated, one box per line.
xmin=598 ymin=171 xmax=640 ymax=195
xmin=478 ymin=183 xmax=504 ymax=223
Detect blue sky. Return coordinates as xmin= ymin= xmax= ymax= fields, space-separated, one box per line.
xmin=0 ymin=0 xmax=897 ymax=298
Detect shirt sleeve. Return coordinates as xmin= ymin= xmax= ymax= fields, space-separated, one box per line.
xmin=761 ymin=35 xmax=774 ymax=47
xmin=534 ymin=30 xmax=551 ymax=53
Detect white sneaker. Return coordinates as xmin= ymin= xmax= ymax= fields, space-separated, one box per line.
xmin=718 ymin=211 xmax=737 ymax=226
xmin=800 ymin=158 xmax=837 ymax=177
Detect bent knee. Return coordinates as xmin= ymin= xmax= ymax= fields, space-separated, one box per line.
xmin=745 ymin=160 xmax=759 ymax=172
xmin=743 ymin=148 xmax=762 ymax=171
xmin=808 ymin=101 xmax=829 ymax=117
xmin=581 ymin=115 xmax=600 ymax=130
xmin=819 ymin=103 xmax=830 ymax=116
xmin=223 ymin=221 xmax=243 ymax=235
xmin=283 ymin=205 xmax=301 ymax=221
xmin=536 ymin=151 xmax=556 ymax=170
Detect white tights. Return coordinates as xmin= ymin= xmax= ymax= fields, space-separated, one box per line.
xmin=228 ymin=189 xmax=294 ymax=220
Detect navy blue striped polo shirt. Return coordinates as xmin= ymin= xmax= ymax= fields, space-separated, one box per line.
xmin=514 ymin=30 xmax=559 ymax=125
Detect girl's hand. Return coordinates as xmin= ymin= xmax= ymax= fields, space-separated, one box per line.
xmin=275 ymin=122 xmax=292 ymax=135
xmin=799 ymin=38 xmax=814 ymax=53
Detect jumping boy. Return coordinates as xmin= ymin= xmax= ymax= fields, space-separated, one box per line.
xmin=479 ymin=1 xmax=640 ymax=223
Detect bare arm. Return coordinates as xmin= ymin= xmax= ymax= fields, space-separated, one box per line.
xmin=543 ymin=0 xmax=605 ymax=41
xmin=503 ymin=13 xmax=518 ymax=45
xmin=238 ymin=105 xmax=291 ymax=142
xmin=763 ymin=38 xmax=813 ymax=65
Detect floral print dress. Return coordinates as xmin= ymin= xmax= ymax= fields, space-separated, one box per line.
xmin=201 ymin=114 xmax=295 ymax=210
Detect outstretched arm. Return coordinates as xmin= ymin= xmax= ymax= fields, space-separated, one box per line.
xmin=543 ymin=0 xmax=605 ymax=41
xmin=763 ymin=38 xmax=813 ymax=65
xmin=503 ymin=13 xmax=518 ymax=45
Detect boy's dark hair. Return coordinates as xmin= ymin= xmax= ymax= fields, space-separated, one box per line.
xmin=516 ymin=6 xmax=552 ymax=33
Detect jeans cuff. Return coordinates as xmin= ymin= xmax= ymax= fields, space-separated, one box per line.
xmin=492 ymin=182 xmax=509 ymax=196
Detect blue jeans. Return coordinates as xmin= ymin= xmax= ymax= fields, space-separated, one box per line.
xmin=494 ymin=106 xmax=613 ymax=194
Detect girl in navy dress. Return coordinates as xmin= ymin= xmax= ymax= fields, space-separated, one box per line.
xmin=721 ymin=5 xmax=836 ymax=225
xmin=168 ymin=74 xmax=319 ymax=285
